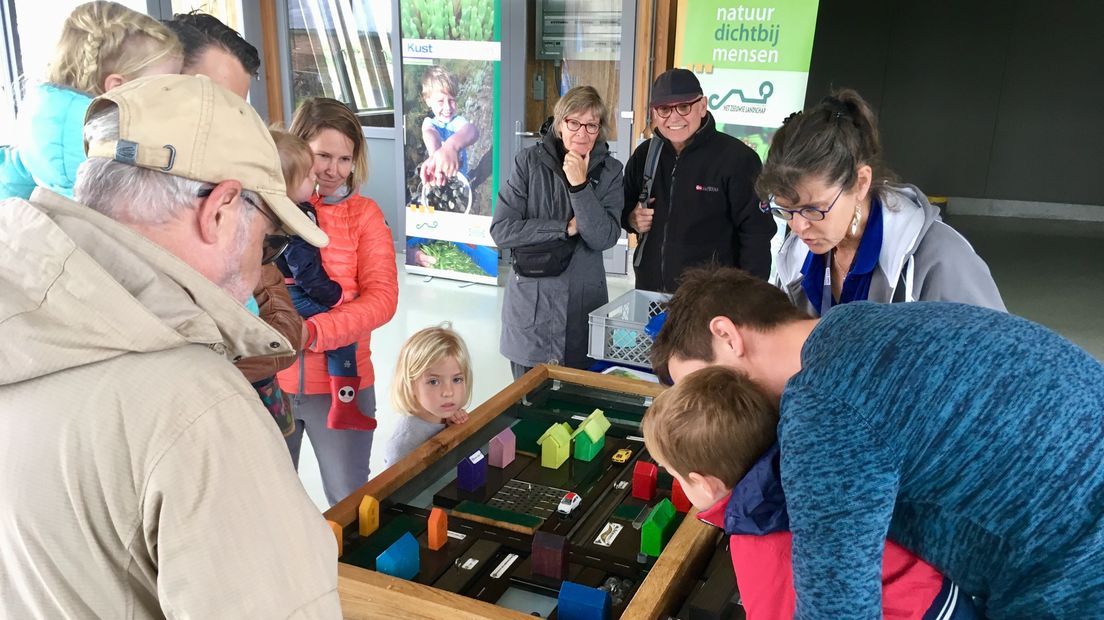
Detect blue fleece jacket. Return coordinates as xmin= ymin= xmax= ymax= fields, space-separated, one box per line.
xmin=780 ymin=301 xmax=1104 ymax=619
xmin=0 ymin=83 xmax=92 ymax=199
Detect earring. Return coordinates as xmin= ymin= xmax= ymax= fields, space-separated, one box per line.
xmin=850 ymin=203 xmax=862 ymax=237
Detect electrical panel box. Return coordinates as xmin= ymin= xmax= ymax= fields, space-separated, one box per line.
xmin=535 ymin=0 xmax=621 ymax=61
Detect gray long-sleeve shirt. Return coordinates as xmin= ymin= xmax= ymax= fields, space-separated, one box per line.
xmin=378 ymin=415 xmax=446 ymax=470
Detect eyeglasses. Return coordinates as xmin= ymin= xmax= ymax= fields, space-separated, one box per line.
xmin=563 ymin=118 xmax=600 ymax=135
xmin=653 ymin=97 xmax=703 ymax=119
xmin=198 ymin=187 xmax=291 ymax=265
xmin=759 ymin=186 xmax=845 ymax=221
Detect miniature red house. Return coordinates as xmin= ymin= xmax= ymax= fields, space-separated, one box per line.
xmin=488 ymin=427 xmax=516 ymax=468
xmin=428 ymin=507 xmax=448 ymax=551
xmin=632 ymin=461 xmax=658 ymax=501
xmin=532 ymin=531 xmax=568 ymax=581
xmin=671 ymin=478 xmax=691 ymax=513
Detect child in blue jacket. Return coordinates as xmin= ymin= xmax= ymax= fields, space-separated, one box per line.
xmin=270 ymin=128 xmax=367 ymax=428
xmin=1 ymin=1 xmax=181 ymax=199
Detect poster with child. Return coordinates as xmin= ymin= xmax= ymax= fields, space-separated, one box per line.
xmin=401 ymin=0 xmax=500 ymax=285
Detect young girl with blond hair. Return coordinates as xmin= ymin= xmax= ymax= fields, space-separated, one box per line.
xmin=379 ymin=324 xmax=473 ymax=470
xmin=0 ymin=1 xmax=182 ymax=199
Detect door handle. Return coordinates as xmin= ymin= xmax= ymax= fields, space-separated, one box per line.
xmin=514 ymin=131 xmax=541 ymax=138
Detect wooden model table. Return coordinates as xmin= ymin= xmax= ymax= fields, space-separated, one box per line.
xmin=325 ymin=366 xmax=729 ymax=619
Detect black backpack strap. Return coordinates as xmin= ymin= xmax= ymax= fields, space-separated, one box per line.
xmin=632 ymin=138 xmax=664 ymax=268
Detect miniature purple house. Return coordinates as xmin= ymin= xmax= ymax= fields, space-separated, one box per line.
xmin=457 ymin=450 xmax=487 ymax=492
xmin=488 ymin=428 xmax=516 ymax=468
xmin=532 ymin=531 xmax=568 ymax=581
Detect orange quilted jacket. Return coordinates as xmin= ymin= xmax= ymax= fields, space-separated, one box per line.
xmin=277 ymin=191 xmax=398 ymax=395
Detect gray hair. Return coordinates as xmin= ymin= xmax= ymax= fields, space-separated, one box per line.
xmin=75 ymin=106 xmax=259 ymax=226
xmin=551 ymin=85 xmax=610 ymax=142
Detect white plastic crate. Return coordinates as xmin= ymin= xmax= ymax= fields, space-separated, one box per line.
xmin=587 ymin=289 xmax=671 ymax=368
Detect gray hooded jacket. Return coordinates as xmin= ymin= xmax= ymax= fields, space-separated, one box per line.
xmin=490 ymin=126 xmax=624 ymax=368
xmin=774 ymin=183 xmax=1005 ymax=313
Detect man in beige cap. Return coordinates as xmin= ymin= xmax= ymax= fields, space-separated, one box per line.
xmin=0 ymin=75 xmax=340 ymax=617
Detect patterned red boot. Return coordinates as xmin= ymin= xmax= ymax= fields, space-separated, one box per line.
xmin=326 ymin=376 xmax=376 ymax=431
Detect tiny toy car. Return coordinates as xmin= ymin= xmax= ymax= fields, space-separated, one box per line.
xmin=612 ymin=448 xmax=633 ymax=464
xmin=557 ymin=492 xmax=582 ymax=516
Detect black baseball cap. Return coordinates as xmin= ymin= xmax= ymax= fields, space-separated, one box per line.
xmin=650 ymin=69 xmax=703 ymax=107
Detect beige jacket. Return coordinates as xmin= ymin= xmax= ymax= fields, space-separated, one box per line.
xmin=0 ymin=190 xmax=341 ymax=618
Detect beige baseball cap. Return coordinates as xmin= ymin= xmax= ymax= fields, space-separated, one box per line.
xmin=84 ymin=74 xmax=328 ymax=247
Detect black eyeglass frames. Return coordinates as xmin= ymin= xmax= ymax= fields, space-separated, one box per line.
xmin=564 ymin=118 xmax=600 ymax=135
xmin=197 ymin=186 xmax=290 ymax=265
xmin=759 ymin=186 xmax=846 ymax=222
xmin=653 ymin=97 xmax=703 ymax=118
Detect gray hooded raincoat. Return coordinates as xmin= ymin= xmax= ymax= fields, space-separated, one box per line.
xmin=491 ymin=125 xmax=624 ymax=369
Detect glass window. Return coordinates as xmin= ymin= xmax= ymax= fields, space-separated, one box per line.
xmin=13 ymin=0 xmax=148 ymax=82
xmin=288 ymin=0 xmax=395 ymax=127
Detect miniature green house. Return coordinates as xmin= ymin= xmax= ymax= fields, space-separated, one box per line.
xmin=640 ymin=498 xmax=677 ymax=558
xmin=570 ymin=409 xmax=611 ymax=462
xmin=537 ymin=422 xmax=573 ymax=469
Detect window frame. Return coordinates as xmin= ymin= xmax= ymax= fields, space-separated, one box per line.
xmin=282 ymin=0 xmax=400 ymax=133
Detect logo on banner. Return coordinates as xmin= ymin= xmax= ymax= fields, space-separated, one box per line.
xmin=709 ymin=80 xmax=774 ymax=115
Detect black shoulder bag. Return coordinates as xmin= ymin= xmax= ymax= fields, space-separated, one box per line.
xmin=511 ymin=160 xmax=603 ymax=278
xmin=511 ymin=237 xmax=578 ymax=278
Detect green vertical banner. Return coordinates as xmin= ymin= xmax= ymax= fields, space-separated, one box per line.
xmin=675 ymin=0 xmax=820 ymax=160
xmin=400 ymin=0 xmax=501 ymax=286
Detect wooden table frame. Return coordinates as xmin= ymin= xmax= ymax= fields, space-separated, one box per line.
xmin=326 ymin=365 xmax=721 ymax=620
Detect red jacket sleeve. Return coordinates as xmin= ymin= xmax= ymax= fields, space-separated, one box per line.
xmin=307 ymin=200 xmax=398 ymax=352
xmin=730 ymin=533 xmax=945 ymax=620
xmin=730 ymin=532 xmax=797 ymax=620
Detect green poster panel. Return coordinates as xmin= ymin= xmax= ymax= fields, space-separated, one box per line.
xmin=401 ymin=0 xmax=501 ymax=285
xmin=674 ymin=0 xmax=820 ymax=159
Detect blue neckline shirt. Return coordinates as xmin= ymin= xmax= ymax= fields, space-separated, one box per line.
xmin=800 ymin=196 xmax=884 ymax=316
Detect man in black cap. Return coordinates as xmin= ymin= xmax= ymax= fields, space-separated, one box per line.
xmin=623 ymin=68 xmax=775 ymax=293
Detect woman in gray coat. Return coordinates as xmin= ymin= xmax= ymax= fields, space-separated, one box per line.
xmin=491 ymin=86 xmax=625 ymax=379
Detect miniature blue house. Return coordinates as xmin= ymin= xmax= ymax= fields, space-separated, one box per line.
xmin=558 ymin=580 xmax=611 ymax=620
xmin=457 ymin=450 xmax=487 ymax=491
xmin=376 ymin=532 xmax=419 ymax=580
xmin=570 ymin=409 xmax=610 ymax=462
xmin=489 ymin=427 xmax=516 ymax=468
xmin=537 ymin=422 xmax=573 ymax=469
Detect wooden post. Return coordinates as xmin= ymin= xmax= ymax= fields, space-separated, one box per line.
xmin=258 ymin=0 xmax=284 ymax=125
xmin=633 ymin=0 xmax=655 ymax=142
